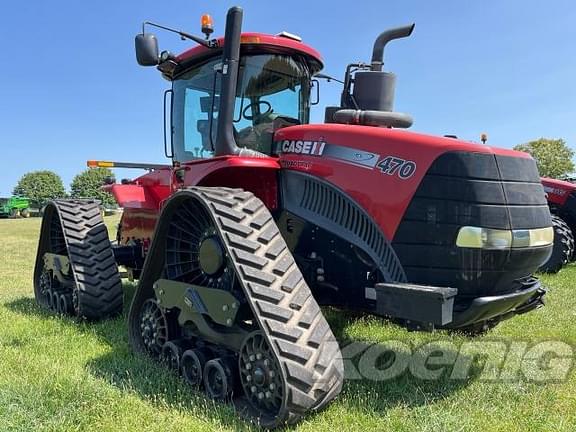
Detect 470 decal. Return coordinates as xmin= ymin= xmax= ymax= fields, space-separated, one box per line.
xmin=377 ymin=156 xmax=417 ymax=179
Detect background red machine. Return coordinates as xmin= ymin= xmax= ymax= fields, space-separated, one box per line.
xmin=540 ymin=177 xmax=576 ymax=271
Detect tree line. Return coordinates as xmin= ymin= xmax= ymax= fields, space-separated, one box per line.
xmin=512 ymin=138 xmax=574 ymax=180
xmin=12 ymin=168 xmax=116 ymax=209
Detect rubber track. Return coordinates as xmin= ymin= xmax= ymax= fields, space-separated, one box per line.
xmin=141 ymin=187 xmax=344 ymax=427
xmin=539 ymin=215 xmax=575 ymax=273
xmin=197 ymin=187 xmax=345 ymax=426
xmin=34 ymin=200 xmax=123 ymax=319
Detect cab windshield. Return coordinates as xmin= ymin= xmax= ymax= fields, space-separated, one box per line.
xmin=172 ymin=53 xmax=312 ymax=161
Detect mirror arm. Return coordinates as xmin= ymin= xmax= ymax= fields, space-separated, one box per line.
xmin=315 ymin=73 xmax=344 ymax=84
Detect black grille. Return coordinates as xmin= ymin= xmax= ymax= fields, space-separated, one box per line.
xmin=392 ymin=151 xmax=552 ymax=296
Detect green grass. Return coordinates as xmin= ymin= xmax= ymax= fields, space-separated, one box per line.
xmin=0 ymin=216 xmax=575 ymax=431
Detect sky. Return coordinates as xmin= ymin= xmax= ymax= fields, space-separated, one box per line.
xmin=1 ymin=0 xmax=575 ymax=196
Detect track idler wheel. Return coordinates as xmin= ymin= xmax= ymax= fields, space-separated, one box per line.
xmin=204 ymin=357 xmax=236 ymax=401
xmin=72 ymin=289 xmax=80 ymax=316
xmin=181 ymin=349 xmax=208 ymax=387
xmin=139 ymin=299 xmax=168 ymax=357
xmin=239 ymin=331 xmax=284 ymax=417
xmin=47 ymin=290 xmax=57 ymax=312
xmin=57 ymin=293 xmax=72 ymax=315
xmin=37 ymin=267 xmax=53 ymax=309
xmin=55 ymin=294 xmax=65 ymax=314
xmin=161 ymin=340 xmax=186 ymax=372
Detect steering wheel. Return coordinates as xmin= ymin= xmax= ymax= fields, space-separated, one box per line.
xmin=242 ymin=101 xmax=273 ymax=122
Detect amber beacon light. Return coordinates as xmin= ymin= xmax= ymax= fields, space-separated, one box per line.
xmin=201 ymin=14 xmax=214 ymax=37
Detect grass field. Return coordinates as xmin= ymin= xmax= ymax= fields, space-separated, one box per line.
xmin=1 ymin=216 xmax=575 ymax=431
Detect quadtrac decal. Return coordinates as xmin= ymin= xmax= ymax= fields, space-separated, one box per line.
xmin=377 ymin=156 xmax=417 ymax=179
xmin=279 ymin=160 xmax=312 ymax=170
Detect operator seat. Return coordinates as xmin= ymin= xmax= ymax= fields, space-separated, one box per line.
xmin=197 ymin=120 xmax=216 ymax=155
xmin=236 ymin=114 xmax=299 ymax=155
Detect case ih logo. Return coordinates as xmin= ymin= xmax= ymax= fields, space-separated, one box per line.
xmin=280 ymin=140 xmax=326 ymax=156
xmin=543 ymin=185 xmax=569 ymax=197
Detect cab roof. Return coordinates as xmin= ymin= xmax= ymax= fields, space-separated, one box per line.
xmin=160 ymin=32 xmax=323 ymax=80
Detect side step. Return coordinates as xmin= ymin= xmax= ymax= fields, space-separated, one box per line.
xmin=372 ymin=283 xmax=458 ymax=326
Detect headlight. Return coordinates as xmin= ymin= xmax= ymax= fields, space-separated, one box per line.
xmin=456 ymin=227 xmax=512 ymax=249
xmin=519 ymin=227 xmax=554 ymax=247
xmin=456 ymin=226 xmax=553 ymax=249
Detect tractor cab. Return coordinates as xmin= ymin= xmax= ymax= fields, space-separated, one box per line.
xmin=171 ymin=50 xmax=317 ymax=160
xmin=135 ymin=9 xmax=416 ymax=165
xmin=135 ymin=16 xmax=322 ymax=162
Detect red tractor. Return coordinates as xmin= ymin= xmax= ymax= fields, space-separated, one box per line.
xmin=540 ymin=177 xmax=576 ymax=272
xmin=34 ymin=7 xmax=554 ymax=427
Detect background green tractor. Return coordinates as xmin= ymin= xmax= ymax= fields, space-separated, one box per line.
xmin=0 ymin=196 xmax=31 ymax=218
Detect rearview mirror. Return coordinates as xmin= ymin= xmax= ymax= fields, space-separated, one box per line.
xmin=135 ymin=33 xmax=159 ymax=66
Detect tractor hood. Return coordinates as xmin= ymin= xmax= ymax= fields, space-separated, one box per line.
xmin=274 ymin=123 xmax=551 ymax=297
xmin=274 ymin=124 xmax=528 ymax=162
xmin=273 ymin=123 xmax=539 ymax=239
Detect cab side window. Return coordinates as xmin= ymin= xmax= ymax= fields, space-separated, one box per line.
xmin=172 ymin=58 xmax=222 ymax=161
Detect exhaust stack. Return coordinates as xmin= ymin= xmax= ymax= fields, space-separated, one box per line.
xmin=370 ymin=23 xmax=415 ymax=71
xmin=327 ymin=23 xmax=415 ymax=128
xmin=353 ymin=22 xmax=415 ymax=113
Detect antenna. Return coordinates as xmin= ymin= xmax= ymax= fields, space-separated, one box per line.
xmin=142 ymin=21 xmax=219 ymax=48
